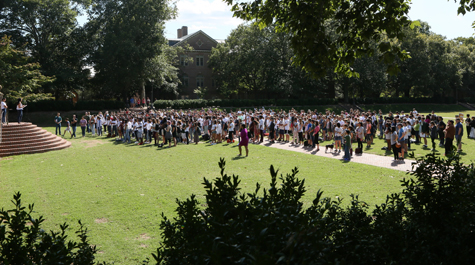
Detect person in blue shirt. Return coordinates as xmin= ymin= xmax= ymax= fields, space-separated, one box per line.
xmin=397 ymin=123 xmax=406 ymax=160
xmin=455 ymin=118 xmax=463 ymax=152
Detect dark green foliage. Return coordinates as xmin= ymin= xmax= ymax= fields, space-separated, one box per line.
xmin=27 ymin=100 xmax=125 ymax=111
xmin=153 ymin=98 xmax=458 ymax=109
xmin=355 ymin=97 xmax=457 ymax=105
xmin=152 ymin=155 xmax=475 ymax=264
xmin=0 ymin=192 xmax=106 ymax=265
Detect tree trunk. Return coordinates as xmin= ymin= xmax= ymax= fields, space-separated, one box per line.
xmin=141 ymin=80 xmax=146 ymax=102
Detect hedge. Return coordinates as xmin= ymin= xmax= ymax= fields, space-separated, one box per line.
xmin=153 ymin=98 xmax=339 ymax=109
xmin=153 ymin=97 xmax=459 ymax=109
xmin=26 ymin=100 xmax=125 ymax=112
xmin=354 ymin=97 xmax=457 ymax=105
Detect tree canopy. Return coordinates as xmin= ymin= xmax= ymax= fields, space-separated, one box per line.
xmin=224 ymin=0 xmax=414 ymax=77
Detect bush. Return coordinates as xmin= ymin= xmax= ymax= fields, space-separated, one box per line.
xmin=355 ymin=97 xmax=457 ymax=105
xmin=152 ymin=155 xmax=475 ymax=264
xmin=0 ymin=192 xmax=107 ymax=264
xmin=26 ymin=100 xmax=125 ymax=112
xmin=153 ymin=98 xmax=339 ymax=109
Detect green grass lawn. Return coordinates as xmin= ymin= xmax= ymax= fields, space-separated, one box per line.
xmin=1 ymin=127 xmax=409 ymax=264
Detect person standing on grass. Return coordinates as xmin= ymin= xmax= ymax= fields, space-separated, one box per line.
xmin=444 ymin=120 xmax=455 ymax=156
xmin=80 ymin=116 xmax=87 ymax=137
xmin=414 ymin=119 xmax=420 ymax=144
xmin=238 ymin=124 xmax=249 ymax=156
xmin=343 ymin=129 xmax=352 ymax=161
xmin=455 ymin=118 xmax=463 ymax=152
xmin=71 ymin=115 xmax=78 ymax=138
xmin=314 ymin=120 xmax=321 ymax=151
xmin=465 ymin=114 xmax=471 ymax=139
xmin=429 ymin=121 xmax=438 ymax=151
xmin=421 ymin=116 xmax=430 ymax=148
xmin=55 ymin=113 xmax=62 ymax=135
xmin=390 ymin=126 xmax=399 ymax=161
xmin=96 ymin=112 xmax=103 ymax=136
xmin=90 ymin=115 xmax=96 ymax=136
xmin=335 ymin=122 xmax=344 ymax=153
xmin=438 ymin=117 xmax=446 ymax=147
xmin=1 ymin=97 xmax=7 ymax=124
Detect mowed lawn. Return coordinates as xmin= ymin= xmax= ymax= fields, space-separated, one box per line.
xmin=0 ymin=126 xmax=409 ymax=264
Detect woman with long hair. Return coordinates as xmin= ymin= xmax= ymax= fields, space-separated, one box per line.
xmin=16 ymin=98 xmax=26 ymax=124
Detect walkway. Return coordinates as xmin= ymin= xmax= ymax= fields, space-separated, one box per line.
xmin=259 ymin=140 xmax=416 ymax=172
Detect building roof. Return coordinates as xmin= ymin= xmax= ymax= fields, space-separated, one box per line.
xmin=170 ymin=30 xmax=219 ymax=47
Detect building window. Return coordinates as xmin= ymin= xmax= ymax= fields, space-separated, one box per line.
xmin=182 ymin=75 xmax=189 ymax=87
xmin=196 ymin=55 xmax=204 ymax=66
xmin=180 ymin=55 xmax=188 ymax=66
xmin=196 ymin=75 xmax=204 ymax=87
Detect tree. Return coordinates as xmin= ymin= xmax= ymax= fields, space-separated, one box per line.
xmin=0 ymin=36 xmax=53 ymax=100
xmin=223 ymin=0 xmax=413 ymax=77
xmin=0 ymin=0 xmax=91 ymax=99
xmin=87 ymin=0 xmax=176 ymax=100
xmin=208 ymin=24 xmax=320 ymax=99
xmin=145 ymin=44 xmax=192 ymax=99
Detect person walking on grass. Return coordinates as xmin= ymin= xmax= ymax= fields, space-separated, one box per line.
xmin=238 ymin=124 xmax=249 ymax=157
xmin=55 ymin=113 xmax=62 ymax=135
xmin=62 ymin=118 xmax=72 ymax=138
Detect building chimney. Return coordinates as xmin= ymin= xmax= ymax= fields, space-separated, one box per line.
xmin=177 ymin=28 xmax=182 ymax=38
xmin=182 ymin=26 xmax=188 ymax=37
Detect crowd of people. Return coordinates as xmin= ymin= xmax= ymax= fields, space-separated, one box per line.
xmin=52 ymin=106 xmax=475 ymax=161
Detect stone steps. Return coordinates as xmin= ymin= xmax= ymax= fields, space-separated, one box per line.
xmin=0 ymin=122 xmax=71 ymax=157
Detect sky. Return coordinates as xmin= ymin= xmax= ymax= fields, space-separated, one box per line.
xmin=164 ymin=0 xmax=475 ymax=40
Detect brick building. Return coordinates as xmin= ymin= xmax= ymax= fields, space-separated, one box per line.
xmin=168 ymin=26 xmax=222 ymax=99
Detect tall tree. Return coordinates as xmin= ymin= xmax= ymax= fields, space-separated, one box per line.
xmin=87 ymin=0 xmax=176 ymax=100
xmin=0 ymin=36 xmax=53 ymax=100
xmin=0 ymin=0 xmax=91 ymax=99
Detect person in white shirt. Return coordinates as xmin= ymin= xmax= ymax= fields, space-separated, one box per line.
xmin=259 ymin=116 xmax=265 ymax=142
xmin=1 ymin=97 xmax=7 ymax=124
xmin=136 ymin=118 xmax=144 ymax=145
xmin=124 ymin=119 xmax=133 ymax=143
xmin=228 ymin=120 xmax=235 ymax=141
xmin=16 ymin=98 xmax=26 ymax=124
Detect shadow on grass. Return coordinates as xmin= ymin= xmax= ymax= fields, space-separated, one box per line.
xmin=231 ymin=155 xmax=246 ymax=160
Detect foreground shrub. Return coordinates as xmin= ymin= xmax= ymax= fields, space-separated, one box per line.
xmin=0 ymin=192 xmax=106 ymax=265
xmin=152 ymin=155 xmax=475 ymax=264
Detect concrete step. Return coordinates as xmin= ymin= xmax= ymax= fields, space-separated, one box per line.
xmin=0 ymin=134 xmax=60 ymax=147
xmin=0 ymin=123 xmax=71 ymax=157
xmin=0 ymin=141 xmax=71 ymax=157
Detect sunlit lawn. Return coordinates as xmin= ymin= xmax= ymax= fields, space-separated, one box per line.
xmin=1 ymin=127 xmax=409 ymax=264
